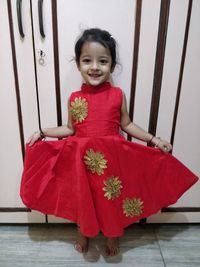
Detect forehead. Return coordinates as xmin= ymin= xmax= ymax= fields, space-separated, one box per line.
xmin=80 ymin=42 xmax=111 ymax=57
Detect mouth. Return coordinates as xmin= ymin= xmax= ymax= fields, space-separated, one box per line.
xmin=88 ymin=73 xmax=102 ymax=79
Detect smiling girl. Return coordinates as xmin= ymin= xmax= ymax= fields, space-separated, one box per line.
xmin=20 ymin=28 xmax=198 ymax=256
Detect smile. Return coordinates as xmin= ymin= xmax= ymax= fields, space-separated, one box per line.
xmin=89 ymin=74 xmax=102 ymax=79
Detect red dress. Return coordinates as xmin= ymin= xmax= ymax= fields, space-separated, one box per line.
xmin=20 ymin=82 xmax=198 ymax=237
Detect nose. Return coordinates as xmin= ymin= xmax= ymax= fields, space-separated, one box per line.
xmin=91 ymin=60 xmax=99 ymax=70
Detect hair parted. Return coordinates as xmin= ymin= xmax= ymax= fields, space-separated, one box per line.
xmin=75 ymin=28 xmax=117 ymax=71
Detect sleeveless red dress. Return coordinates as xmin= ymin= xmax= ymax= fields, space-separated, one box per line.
xmin=20 ymin=82 xmax=198 ymax=237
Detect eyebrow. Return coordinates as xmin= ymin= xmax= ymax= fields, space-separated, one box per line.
xmin=99 ymin=56 xmax=110 ymax=59
xmin=80 ymin=55 xmax=110 ymax=59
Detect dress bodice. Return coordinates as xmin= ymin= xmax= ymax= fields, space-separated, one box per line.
xmin=70 ymin=82 xmax=123 ymax=137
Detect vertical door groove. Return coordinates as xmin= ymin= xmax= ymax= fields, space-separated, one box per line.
xmin=148 ymin=0 xmax=171 ymax=136
xmin=30 ymin=0 xmax=43 ymax=138
xmin=170 ymin=0 xmax=193 ymax=148
xmin=128 ymin=0 xmax=142 ymax=141
xmin=51 ymin=0 xmax=62 ymax=127
xmin=7 ymin=0 xmax=25 ymax=159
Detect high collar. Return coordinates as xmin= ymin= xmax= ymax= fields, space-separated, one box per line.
xmin=81 ymin=82 xmax=111 ymax=93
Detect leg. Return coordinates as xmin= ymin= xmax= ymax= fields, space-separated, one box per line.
xmin=74 ymin=225 xmax=89 ymax=253
xmin=105 ymin=237 xmax=120 ymax=256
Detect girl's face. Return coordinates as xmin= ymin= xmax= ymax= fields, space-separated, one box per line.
xmin=77 ymin=42 xmax=112 ymax=87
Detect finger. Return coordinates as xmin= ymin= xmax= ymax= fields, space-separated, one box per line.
xmin=26 ymin=137 xmax=32 ymax=144
xmin=167 ymin=144 xmax=172 ymax=152
xmin=28 ymin=141 xmax=33 ymax=146
xmin=26 ymin=134 xmax=35 ymax=144
xmin=29 ymin=139 xmax=36 ymax=146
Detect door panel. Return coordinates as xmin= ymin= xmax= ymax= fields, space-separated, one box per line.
xmin=0 ymin=0 xmax=46 ymax=222
xmin=31 ymin=0 xmax=58 ymax=128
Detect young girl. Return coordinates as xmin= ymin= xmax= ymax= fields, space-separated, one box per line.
xmin=20 ymin=28 xmax=198 ymax=256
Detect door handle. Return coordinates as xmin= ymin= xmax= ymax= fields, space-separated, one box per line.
xmin=16 ymin=0 xmax=25 ymax=38
xmin=38 ymin=0 xmax=45 ymax=38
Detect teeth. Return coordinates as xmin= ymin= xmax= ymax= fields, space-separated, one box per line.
xmin=89 ymin=74 xmax=100 ymax=78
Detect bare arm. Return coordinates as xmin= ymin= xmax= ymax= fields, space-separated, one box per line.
xmin=27 ymin=99 xmax=75 ymax=146
xmin=42 ymin=99 xmax=75 ymax=138
xmin=120 ymin=91 xmax=172 ymax=152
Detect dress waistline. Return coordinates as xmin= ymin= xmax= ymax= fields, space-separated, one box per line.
xmin=74 ymin=126 xmax=120 ymax=138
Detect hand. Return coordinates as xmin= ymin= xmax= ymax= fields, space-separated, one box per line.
xmin=152 ymin=137 xmax=172 ymax=153
xmin=26 ymin=131 xmax=42 ymax=146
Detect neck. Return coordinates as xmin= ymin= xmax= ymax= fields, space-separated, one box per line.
xmin=81 ymin=82 xmax=111 ymax=93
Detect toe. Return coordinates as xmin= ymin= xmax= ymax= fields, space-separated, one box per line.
xmin=74 ymin=243 xmax=83 ymax=253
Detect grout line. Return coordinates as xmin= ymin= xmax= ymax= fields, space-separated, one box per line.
xmin=153 ymin=226 xmax=167 ymax=267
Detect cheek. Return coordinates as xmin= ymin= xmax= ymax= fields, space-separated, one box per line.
xmin=102 ymin=65 xmax=112 ymax=73
xmin=79 ymin=65 xmax=89 ymax=72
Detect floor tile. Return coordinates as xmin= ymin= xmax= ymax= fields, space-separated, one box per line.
xmin=1 ymin=224 xmax=199 ymax=267
xmin=155 ymin=224 xmax=200 ymax=267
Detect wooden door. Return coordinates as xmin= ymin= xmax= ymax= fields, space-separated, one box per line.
xmin=1 ymin=0 xmax=199 ymax=223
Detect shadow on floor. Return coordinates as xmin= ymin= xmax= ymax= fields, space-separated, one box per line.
xmin=26 ymin=222 xmax=189 ymax=263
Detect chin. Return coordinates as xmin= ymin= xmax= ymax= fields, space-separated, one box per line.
xmin=89 ymin=78 xmax=108 ymax=86
xmin=91 ymin=82 xmax=102 ymax=86
xmin=87 ymin=80 xmax=103 ymax=86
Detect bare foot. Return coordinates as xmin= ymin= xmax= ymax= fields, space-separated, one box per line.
xmin=105 ymin=237 xmax=120 ymax=256
xmin=74 ymin=227 xmax=89 ymax=253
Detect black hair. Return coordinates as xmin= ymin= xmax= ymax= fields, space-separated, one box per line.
xmin=75 ymin=28 xmax=117 ymax=72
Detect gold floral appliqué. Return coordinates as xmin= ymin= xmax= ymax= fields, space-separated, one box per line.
xmin=123 ymin=197 xmax=144 ymax=217
xmin=103 ymin=176 xmax=123 ymax=200
xmin=70 ymin=97 xmax=88 ymax=123
xmin=84 ymin=149 xmax=107 ymax=176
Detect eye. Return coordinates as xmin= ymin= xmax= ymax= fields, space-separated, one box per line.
xmin=82 ymin=58 xmax=91 ymax=63
xmin=100 ymin=59 xmax=109 ymax=64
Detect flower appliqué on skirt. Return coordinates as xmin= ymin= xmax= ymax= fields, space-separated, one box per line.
xmin=123 ymin=197 xmax=144 ymax=217
xmin=103 ymin=176 xmax=123 ymax=200
xmin=84 ymin=149 xmax=107 ymax=175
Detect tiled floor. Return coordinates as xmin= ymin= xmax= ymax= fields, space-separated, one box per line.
xmin=0 ymin=223 xmax=200 ymax=267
